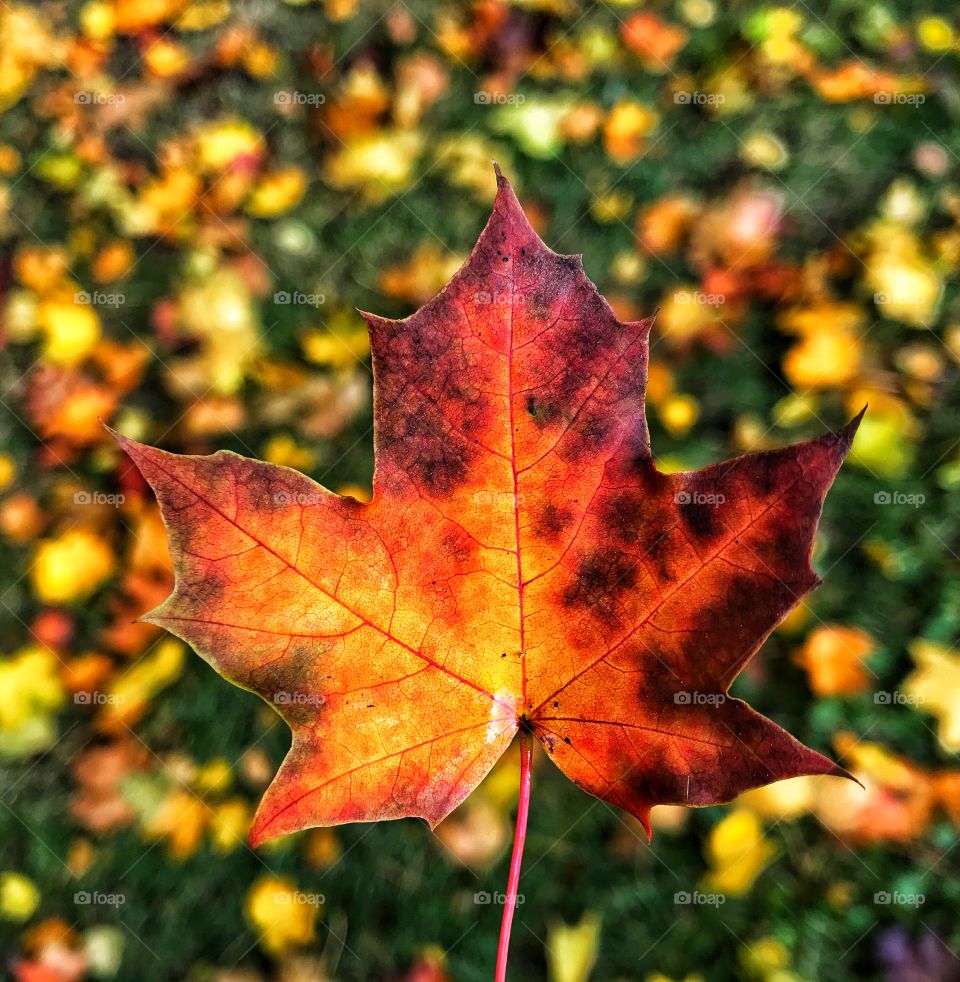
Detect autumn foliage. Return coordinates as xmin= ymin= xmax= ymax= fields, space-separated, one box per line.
xmin=4 ymin=1 xmax=960 ymax=976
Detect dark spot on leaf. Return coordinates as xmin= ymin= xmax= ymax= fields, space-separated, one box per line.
xmin=642 ymin=528 xmax=678 ymax=583
xmin=746 ymin=456 xmax=778 ymax=496
xmin=249 ymin=643 xmax=326 ymax=726
xmin=440 ymin=525 xmax=475 ymax=566
xmin=525 ymin=394 xmax=560 ymax=428
xmin=571 ymin=410 xmax=611 ymax=454
xmin=564 ymin=550 xmax=638 ymax=611
xmin=600 ymin=492 xmax=642 ymax=545
xmin=534 ymin=502 xmax=574 ymax=542
xmin=678 ymin=497 xmax=719 ymax=541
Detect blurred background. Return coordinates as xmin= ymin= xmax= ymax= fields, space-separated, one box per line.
xmin=2 ymin=0 xmax=960 ymax=980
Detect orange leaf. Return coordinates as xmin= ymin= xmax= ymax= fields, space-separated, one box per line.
xmin=117 ymin=167 xmax=859 ymax=846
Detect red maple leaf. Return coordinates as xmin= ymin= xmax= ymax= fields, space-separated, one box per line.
xmin=117 ymin=166 xmax=859 ymax=975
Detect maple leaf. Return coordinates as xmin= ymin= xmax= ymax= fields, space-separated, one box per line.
xmin=116 ymin=166 xmax=859 ymax=850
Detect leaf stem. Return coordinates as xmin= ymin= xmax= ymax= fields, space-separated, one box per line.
xmin=495 ymin=727 xmax=533 ymax=982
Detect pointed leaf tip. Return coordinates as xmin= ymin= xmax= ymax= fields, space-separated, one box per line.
xmin=837 ymin=765 xmax=865 ymax=790
xmin=492 ymin=163 xmax=520 ymax=210
xmin=638 ymin=808 xmax=652 ymax=843
xmin=357 ymin=308 xmax=393 ymax=327
xmin=835 ymin=405 xmax=867 ymax=452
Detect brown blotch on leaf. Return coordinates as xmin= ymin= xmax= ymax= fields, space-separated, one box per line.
xmin=564 ymin=549 xmax=639 ymax=611
xmin=534 ymin=502 xmax=575 ymax=541
xmin=677 ymin=495 xmax=720 ymax=542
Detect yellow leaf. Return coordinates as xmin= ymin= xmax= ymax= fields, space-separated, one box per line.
xmin=31 ymin=529 xmax=115 ymax=604
xmin=0 ymin=872 xmax=40 ymax=922
xmin=102 ymin=638 xmax=185 ymax=727
xmin=245 ymin=876 xmax=319 ymax=956
xmin=904 ymin=640 xmax=960 ymax=752
xmin=547 ymin=911 xmax=601 ymax=982
xmin=703 ymin=809 xmax=776 ymax=896
xmin=210 ymin=799 xmax=253 ymax=853
xmin=323 ymin=132 xmax=423 ymax=202
xmin=246 ymin=168 xmax=307 ymax=218
xmin=37 ymin=300 xmax=102 ymax=366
